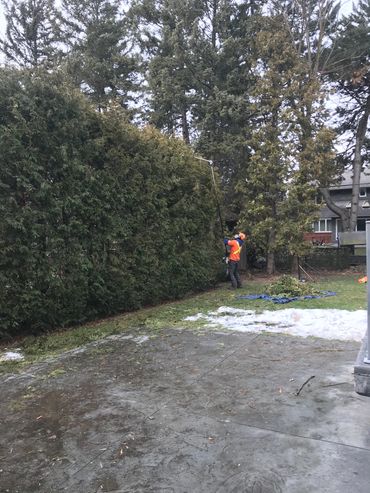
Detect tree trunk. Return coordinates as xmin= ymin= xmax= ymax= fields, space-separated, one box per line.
xmin=266 ymin=227 xmax=276 ymax=275
xmin=267 ymin=251 xmax=275 ymax=275
xmin=349 ymin=94 xmax=370 ymax=230
xmin=181 ymin=107 xmax=189 ymax=144
xmin=249 ymin=0 xmax=257 ymax=15
xmin=211 ymin=0 xmax=218 ymax=49
xmin=320 ymin=187 xmax=351 ymax=231
xmin=291 ymin=255 xmax=299 ymax=278
xmin=321 ymin=93 xmax=370 ymax=232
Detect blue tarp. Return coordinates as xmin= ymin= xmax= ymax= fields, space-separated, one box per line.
xmin=237 ymin=291 xmax=336 ymax=304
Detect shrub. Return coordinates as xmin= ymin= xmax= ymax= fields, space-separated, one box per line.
xmin=0 ymin=69 xmax=222 ymax=339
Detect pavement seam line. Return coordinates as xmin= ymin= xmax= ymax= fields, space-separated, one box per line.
xmin=194 ymin=333 xmax=261 ymax=383
xmin=187 ymin=410 xmax=370 ymax=453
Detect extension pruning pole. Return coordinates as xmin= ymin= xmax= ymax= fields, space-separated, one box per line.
xmin=195 ymin=156 xmax=225 ymax=238
xmin=365 ymin=221 xmax=370 ymax=363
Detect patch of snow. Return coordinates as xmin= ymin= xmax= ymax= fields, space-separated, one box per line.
xmin=0 ymin=350 xmax=24 ymax=362
xmin=90 ymin=333 xmax=150 ymax=346
xmin=106 ymin=334 xmax=149 ymax=344
xmin=133 ymin=335 xmax=150 ymax=345
xmin=105 ymin=334 xmax=133 ymax=342
xmin=184 ymin=307 xmax=367 ymax=342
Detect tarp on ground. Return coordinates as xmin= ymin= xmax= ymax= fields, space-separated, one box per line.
xmin=237 ymin=291 xmax=336 ymax=304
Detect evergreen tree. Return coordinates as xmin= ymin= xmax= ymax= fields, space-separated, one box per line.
xmin=61 ymin=0 xmax=139 ymax=111
xmin=133 ymin=0 xmax=265 ymax=215
xmin=0 ymin=68 xmax=220 ymax=338
xmin=270 ymin=0 xmax=370 ymax=233
xmin=193 ymin=1 xmax=263 ymax=203
xmin=0 ymin=0 xmax=62 ymax=68
xmin=131 ymin=0 xmax=205 ymax=141
xmin=237 ymin=16 xmax=335 ymax=273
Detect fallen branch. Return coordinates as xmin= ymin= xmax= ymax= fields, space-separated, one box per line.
xmin=295 ymin=375 xmax=315 ymax=396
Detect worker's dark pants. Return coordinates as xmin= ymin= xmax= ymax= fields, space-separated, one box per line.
xmin=228 ymin=260 xmax=242 ymax=288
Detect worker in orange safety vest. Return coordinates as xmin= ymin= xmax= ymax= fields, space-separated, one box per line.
xmin=224 ymin=232 xmax=246 ymax=289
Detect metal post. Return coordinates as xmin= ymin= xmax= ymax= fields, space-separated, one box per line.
xmin=365 ymin=221 xmax=370 ymax=363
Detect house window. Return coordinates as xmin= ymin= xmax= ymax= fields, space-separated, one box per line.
xmin=313 ymin=219 xmax=332 ymax=232
xmin=360 ymin=188 xmax=367 ymax=197
xmin=357 ymin=219 xmax=366 ymax=231
xmin=362 ymin=200 xmax=370 ymax=208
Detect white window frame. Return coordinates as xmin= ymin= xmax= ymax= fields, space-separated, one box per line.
xmin=360 ymin=188 xmax=367 ymax=197
xmin=313 ymin=219 xmax=332 ymax=232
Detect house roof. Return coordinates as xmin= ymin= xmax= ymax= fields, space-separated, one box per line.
xmin=320 ymin=201 xmax=370 ymax=219
xmin=329 ymin=169 xmax=370 ymax=190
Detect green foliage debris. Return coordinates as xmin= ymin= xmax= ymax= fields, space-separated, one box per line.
xmin=266 ymin=275 xmax=321 ymax=297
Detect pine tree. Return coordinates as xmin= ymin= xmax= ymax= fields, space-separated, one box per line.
xmin=133 ymin=0 xmax=265 ymax=215
xmin=193 ymin=0 xmax=262 ymax=202
xmin=0 ymin=0 xmax=62 ymax=68
xmin=61 ymin=0 xmax=139 ymax=111
xmin=131 ymin=0 xmax=205 ymax=142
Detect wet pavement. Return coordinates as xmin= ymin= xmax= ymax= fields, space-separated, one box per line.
xmin=1 ymin=328 xmax=370 ymax=492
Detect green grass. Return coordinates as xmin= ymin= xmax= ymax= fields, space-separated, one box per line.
xmin=0 ymin=272 xmax=366 ymax=373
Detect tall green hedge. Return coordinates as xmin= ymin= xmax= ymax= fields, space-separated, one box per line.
xmin=0 ymin=69 xmax=221 ymax=339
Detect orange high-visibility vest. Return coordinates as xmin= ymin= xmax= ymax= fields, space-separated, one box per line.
xmin=227 ymin=239 xmax=242 ymax=262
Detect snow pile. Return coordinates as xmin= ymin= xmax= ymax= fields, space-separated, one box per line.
xmin=108 ymin=334 xmax=150 ymax=345
xmin=0 ymin=350 xmax=24 ymax=362
xmin=185 ymin=307 xmax=367 ymax=341
xmin=133 ymin=335 xmax=150 ymax=345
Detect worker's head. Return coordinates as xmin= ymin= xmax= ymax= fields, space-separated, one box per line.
xmin=238 ymin=232 xmax=246 ymax=241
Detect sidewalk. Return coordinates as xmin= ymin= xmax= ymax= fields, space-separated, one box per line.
xmin=1 ymin=327 xmax=370 ymax=492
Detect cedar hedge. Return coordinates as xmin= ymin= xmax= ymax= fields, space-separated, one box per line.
xmin=0 ymin=69 xmax=221 ymax=339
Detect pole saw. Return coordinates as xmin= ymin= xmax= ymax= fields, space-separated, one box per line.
xmin=194 ymin=156 xmax=230 ymax=268
xmin=194 ymin=155 xmax=225 ymax=237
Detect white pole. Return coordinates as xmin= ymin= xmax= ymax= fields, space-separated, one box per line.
xmin=365 ymin=221 xmax=370 ymax=363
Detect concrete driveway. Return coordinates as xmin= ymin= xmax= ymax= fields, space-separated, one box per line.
xmin=1 ymin=327 xmax=370 ymax=492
